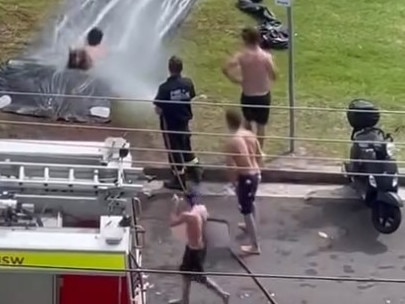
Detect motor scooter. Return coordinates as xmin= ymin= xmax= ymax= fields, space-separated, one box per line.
xmin=343 ymin=99 xmax=402 ymax=234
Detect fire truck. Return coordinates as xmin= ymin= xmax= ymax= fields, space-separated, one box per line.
xmin=0 ymin=137 xmax=147 ymax=304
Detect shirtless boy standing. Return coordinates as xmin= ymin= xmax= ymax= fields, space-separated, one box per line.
xmin=224 ymin=109 xmax=263 ymax=255
xmin=222 ymin=26 xmax=277 ymax=148
xmin=169 ymin=192 xmax=230 ymax=304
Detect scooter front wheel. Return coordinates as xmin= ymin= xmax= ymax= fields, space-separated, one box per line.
xmin=371 ymin=203 xmax=402 ymax=234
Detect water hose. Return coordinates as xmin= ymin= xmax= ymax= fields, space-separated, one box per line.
xmin=160 ymin=116 xmax=278 ymax=304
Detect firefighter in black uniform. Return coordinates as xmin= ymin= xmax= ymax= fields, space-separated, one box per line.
xmin=154 ymin=56 xmax=203 ymax=190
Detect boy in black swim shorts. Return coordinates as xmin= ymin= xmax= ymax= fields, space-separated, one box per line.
xmin=236 ymin=173 xmax=260 ymax=253
xmin=240 ymin=92 xmax=271 ymax=129
xmin=236 ymin=173 xmax=260 ymax=216
xmin=224 ymin=109 xmax=262 ymax=255
xmin=169 ymin=192 xmax=230 ymax=304
xmin=179 ymin=244 xmax=207 ymax=283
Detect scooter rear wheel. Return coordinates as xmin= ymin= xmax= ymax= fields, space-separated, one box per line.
xmin=371 ymin=203 xmax=402 ymax=234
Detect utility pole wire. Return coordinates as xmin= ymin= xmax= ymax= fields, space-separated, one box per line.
xmin=0 ymin=90 xmax=404 ymax=114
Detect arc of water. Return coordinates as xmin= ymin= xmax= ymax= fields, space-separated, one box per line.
xmin=23 ymin=0 xmax=199 ymax=105
xmin=116 ymin=0 xmax=151 ymax=51
xmin=159 ymin=0 xmax=192 ymax=40
xmin=156 ymin=0 xmax=176 ymax=30
xmin=53 ymin=0 xmax=95 ymax=46
xmin=79 ymin=0 xmax=122 ymax=43
xmin=53 ymin=15 xmax=68 ymax=47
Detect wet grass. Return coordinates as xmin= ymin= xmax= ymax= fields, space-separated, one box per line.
xmin=2 ymin=0 xmax=405 ymax=166
xmin=0 ymin=0 xmax=58 ymax=62
xmin=178 ymin=0 xmax=405 ymax=165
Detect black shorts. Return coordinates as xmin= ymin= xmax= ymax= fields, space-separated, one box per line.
xmin=180 ymin=246 xmax=207 ymax=282
xmin=236 ymin=173 xmax=260 ymax=215
xmin=240 ymin=92 xmax=271 ymax=125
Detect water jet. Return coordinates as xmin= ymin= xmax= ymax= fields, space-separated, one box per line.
xmin=0 ymin=0 xmax=197 ymax=147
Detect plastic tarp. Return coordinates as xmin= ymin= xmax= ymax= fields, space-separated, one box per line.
xmin=237 ymin=0 xmax=289 ymax=50
xmin=0 ymin=60 xmax=112 ymax=123
xmin=0 ymin=0 xmax=199 ymax=124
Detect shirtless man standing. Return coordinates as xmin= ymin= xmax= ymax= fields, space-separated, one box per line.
xmin=169 ymin=192 xmax=230 ymax=304
xmin=224 ymin=109 xmax=263 ymax=255
xmin=222 ymin=26 xmax=277 ymax=148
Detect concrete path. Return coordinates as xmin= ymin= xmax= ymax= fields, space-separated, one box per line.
xmin=140 ymin=184 xmax=405 ymax=304
xmin=144 ymin=181 xmax=405 ymax=200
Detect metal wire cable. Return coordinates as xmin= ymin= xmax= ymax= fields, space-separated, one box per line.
xmin=0 ymin=139 xmax=402 ymax=180
xmin=0 ymin=154 xmax=400 ymax=179
xmin=129 ymin=159 xmax=405 ymax=178
xmin=112 ymin=145 xmax=405 ymax=166
xmin=0 ymin=118 xmax=403 ymax=146
xmin=131 ymin=268 xmax=405 ymax=284
xmin=1 ymin=90 xmax=404 ymax=115
xmin=0 ymin=143 xmax=405 ymax=178
xmin=133 ymin=145 xmax=399 ymax=163
xmin=0 ymin=136 xmax=403 ymax=165
xmin=5 ymin=263 xmax=405 ymax=284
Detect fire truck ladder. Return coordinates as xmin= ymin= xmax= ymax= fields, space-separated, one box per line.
xmin=127 ymin=198 xmax=146 ymax=304
xmin=0 ymin=160 xmax=145 ymax=195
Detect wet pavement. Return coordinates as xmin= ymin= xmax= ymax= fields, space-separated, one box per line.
xmin=140 ymin=191 xmax=405 ymax=304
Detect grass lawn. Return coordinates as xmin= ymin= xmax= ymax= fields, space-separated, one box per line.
xmin=1 ymin=0 xmax=405 ymax=167
xmin=0 ymin=0 xmax=58 ymax=62
xmin=178 ymin=0 xmax=405 ymax=165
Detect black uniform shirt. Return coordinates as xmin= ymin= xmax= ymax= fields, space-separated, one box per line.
xmin=154 ymin=75 xmax=196 ymax=128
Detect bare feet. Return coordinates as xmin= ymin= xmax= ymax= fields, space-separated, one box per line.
xmin=238 ymin=222 xmax=247 ymax=231
xmin=240 ymin=245 xmax=261 ymax=255
xmin=222 ymin=292 xmax=230 ymax=304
